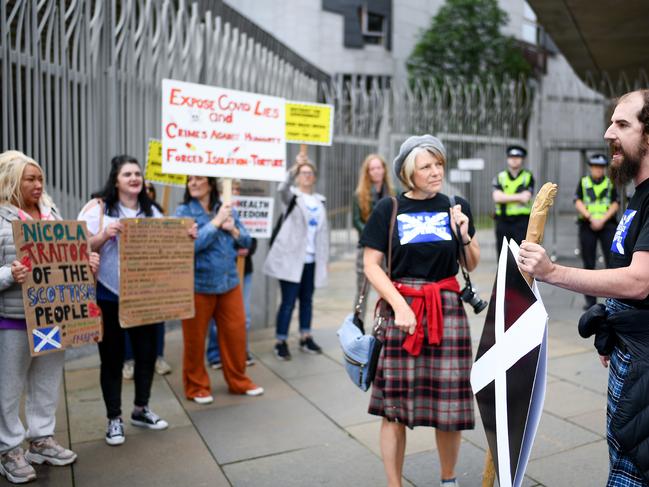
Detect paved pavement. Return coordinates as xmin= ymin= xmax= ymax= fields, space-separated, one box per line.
xmin=4 ymin=214 xmax=613 ymax=486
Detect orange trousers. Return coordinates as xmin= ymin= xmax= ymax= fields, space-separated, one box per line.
xmin=182 ymin=287 xmax=256 ymax=398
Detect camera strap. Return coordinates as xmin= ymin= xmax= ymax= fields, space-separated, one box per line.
xmin=449 ymin=195 xmax=473 ymax=289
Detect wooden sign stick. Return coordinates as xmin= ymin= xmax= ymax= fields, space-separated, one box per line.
xmin=481 ymin=182 xmax=558 ymax=487
xmin=220 ymin=178 xmax=245 ymax=283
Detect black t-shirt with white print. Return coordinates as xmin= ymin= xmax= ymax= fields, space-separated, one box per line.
xmin=360 ymin=193 xmax=475 ymax=281
xmin=609 ymin=177 xmax=649 ymax=308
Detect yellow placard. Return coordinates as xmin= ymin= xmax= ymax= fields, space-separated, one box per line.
xmin=145 ymin=139 xmax=188 ymax=186
xmin=285 ymin=101 xmax=334 ymax=146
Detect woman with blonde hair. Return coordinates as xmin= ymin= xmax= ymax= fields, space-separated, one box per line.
xmin=352 ymin=154 xmax=394 ymax=319
xmin=0 ymin=151 xmax=98 ymax=483
xmin=360 ymin=136 xmax=480 ymax=487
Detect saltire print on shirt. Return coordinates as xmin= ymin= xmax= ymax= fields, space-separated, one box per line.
xmin=611 ymin=209 xmax=637 ymax=255
xmin=397 ymin=211 xmax=452 ymax=245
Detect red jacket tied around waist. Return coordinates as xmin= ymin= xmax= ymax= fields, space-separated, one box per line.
xmin=394 ymin=276 xmax=461 ymax=356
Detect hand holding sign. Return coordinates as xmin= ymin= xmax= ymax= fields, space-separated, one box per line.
xmin=11 ymin=259 xmax=30 ymax=283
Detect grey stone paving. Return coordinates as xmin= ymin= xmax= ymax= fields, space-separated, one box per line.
xmin=2 ymin=214 xmax=615 ymax=487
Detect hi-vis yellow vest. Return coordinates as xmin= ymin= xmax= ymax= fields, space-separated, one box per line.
xmin=495 ymin=170 xmax=533 ymax=217
xmin=579 ymin=175 xmax=612 ymax=220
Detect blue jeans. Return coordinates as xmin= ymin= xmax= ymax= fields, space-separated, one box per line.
xmin=125 ymin=323 xmax=165 ymax=361
xmin=206 ymin=273 xmax=252 ymax=364
xmin=275 ymin=263 xmax=315 ymax=341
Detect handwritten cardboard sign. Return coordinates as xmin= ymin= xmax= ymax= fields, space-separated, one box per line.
xmin=12 ymin=220 xmax=102 ymax=356
xmin=285 ymin=101 xmax=334 ymax=146
xmin=161 ymin=79 xmax=286 ymax=181
xmin=118 ymin=218 xmax=195 ymax=328
xmin=145 ymin=139 xmax=188 ymax=187
xmin=233 ymin=196 xmax=274 ymax=239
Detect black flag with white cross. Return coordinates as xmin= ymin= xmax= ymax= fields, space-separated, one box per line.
xmin=471 ymin=239 xmax=548 ymax=487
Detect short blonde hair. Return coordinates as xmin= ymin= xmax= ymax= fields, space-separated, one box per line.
xmin=399 ymin=146 xmax=446 ymax=190
xmin=0 ymin=150 xmax=54 ymax=209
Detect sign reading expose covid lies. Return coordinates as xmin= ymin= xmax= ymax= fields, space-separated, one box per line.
xmin=161 ymin=79 xmax=286 ymax=181
xmin=12 ymin=220 xmax=102 ymax=357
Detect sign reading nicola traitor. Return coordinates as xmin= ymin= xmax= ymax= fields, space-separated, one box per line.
xmin=161 ymin=79 xmax=286 ymax=181
xmin=12 ymin=220 xmax=103 ymax=356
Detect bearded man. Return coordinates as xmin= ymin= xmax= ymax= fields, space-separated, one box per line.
xmin=519 ymin=89 xmax=649 ymax=486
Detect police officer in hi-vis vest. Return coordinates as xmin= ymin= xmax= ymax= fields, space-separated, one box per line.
xmin=574 ymin=153 xmax=619 ymax=309
xmin=492 ymin=145 xmax=535 ymax=257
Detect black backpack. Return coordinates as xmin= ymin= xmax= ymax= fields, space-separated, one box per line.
xmin=269 ymin=195 xmax=297 ymax=247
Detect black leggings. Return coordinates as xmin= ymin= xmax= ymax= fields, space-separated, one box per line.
xmin=97 ymin=300 xmax=158 ymax=419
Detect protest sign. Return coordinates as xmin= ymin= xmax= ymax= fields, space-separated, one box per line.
xmin=161 ymin=79 xmax=286 ymax=181
xmin=119 ymin=218 xmax=195 ymax=328
xmin=285 ymin=101 xmax=334 ymax=146
xmin=233 ymin=196 xmax=274 ymax=239
xmin=145 ymin=139 xmax=187 ymax=187
xmin=12 ymin=220 xmax=102 ymax=357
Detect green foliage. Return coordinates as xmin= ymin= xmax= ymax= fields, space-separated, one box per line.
xmin=407 ymin=0 xmax=532 ymax=81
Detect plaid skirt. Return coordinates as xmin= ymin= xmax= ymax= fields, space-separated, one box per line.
xmin=368 ymin=277 xmax=475 ymax=430
xmin=607 ymin=347 xmax=649 ymax=486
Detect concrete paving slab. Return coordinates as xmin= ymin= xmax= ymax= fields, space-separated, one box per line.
xmin=543 ymin=379 xmax=606 ymax=418
xmin=568 ymin=407 xmax=606 ymax=438
xmin=64 ymin=367 xmax=191 ymax=444
xmin=253 ymin=339 xmax=343 ymax=380
xmin=71 ymin=425 xmax=227 ymax=487
xmin=223 ymin=437 xmax=388 ymax=487
xmin=345 ymin=419 xmax=437 ymax=457
xmin=190 ymin=395 xmax=348 ymax=464
xmin=548 ymin=350 xmax=609 ymax=394
xmin=402 ymin=439 xmax=540 ymax=487
xmin=526 ymin=439 xmax=609 ymax=486
xmin=287 ymin=368 xmax=375 ymax=427
xmin=25 ymin=461 xmax=73 ymax=487
xmin=530 ymin=411 xmax=601 ymax=460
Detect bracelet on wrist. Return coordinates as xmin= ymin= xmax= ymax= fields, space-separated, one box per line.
xmin=463 ymin=238 xmax=472 ymax=246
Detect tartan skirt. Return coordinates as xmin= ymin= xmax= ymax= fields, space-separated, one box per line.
xmin=368 ymin=277 xmax=475 ymax=430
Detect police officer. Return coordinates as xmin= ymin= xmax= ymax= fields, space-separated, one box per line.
xmin=574 ymin=153 xmax=619 ymax=309
xmin=492 ymin=145 xmax=535 ymax=256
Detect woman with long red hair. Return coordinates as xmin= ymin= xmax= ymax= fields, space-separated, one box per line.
xmin=352 ymin=154 xmax=394 ymax=319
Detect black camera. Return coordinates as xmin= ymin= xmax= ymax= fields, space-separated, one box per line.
xmin=460 ymin=285 xmax=488 ymax=314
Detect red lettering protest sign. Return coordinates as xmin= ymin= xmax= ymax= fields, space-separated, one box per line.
xmin=12 ymin=221 xmax=102 ymax=357
xmin=161 ymin=79 xmax=286 ymax=181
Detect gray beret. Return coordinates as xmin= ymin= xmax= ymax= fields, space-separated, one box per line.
xmin=393 ymin=134 xmax=447 ymax=181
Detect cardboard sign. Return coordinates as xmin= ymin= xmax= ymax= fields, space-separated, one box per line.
xmin=233 ymin=196 xmax=274 ymax=239
xmin=285 ymin=101 xmax=334 ymax=146
xmin=12 ymin=220 xmax=102 ymax=356
xmin=145 ymin=139 xmax=187 ymax=187
xmin=161 ymin=79 xmax=286 ymax=181
xmin=119 ymin=218 xmax=195 ymax=328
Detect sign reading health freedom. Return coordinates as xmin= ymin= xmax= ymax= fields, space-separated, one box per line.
xmin=161 ymin=79 xmax=286 ymax=181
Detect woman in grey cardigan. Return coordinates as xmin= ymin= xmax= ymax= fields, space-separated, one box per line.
xmin=0 ymin=151 xmax=98 ymax=484
xmin=263 ymin=156 xmax=329 ymax=360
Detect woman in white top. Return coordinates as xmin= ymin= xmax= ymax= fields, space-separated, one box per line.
xmin=78 ymin=155 xmax=194 ymax=446
xmin=263 ymin=156 xmax=329 ymax=360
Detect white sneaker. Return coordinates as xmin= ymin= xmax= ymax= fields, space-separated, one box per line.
xmin=192 ymin=395 xmax=214 ymax=405
xmin=245 ymin=386 xmax=264 ymax=397
xmin=122 ymin=360 xmax=134 ymax=380
xmin=106 ymin=418 xmax=125 ymax=446
xmin=155 ymin=357 xmax=172 ymax=375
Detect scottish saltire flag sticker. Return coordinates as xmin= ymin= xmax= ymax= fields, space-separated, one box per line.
xmin=611 ymin=209 xmax=637 ymax=255
xmin=33 ymin=326 xmax=62 ymax=353
xmin=397 ymin=212 xmax=452 ymax=245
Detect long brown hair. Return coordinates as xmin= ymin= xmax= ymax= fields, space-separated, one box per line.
xmin=354 ymin=153 xmax=394 ymax=222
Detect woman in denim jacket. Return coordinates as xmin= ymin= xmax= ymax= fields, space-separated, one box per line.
xmin=176 ymin=176 xmax=263 ymax=405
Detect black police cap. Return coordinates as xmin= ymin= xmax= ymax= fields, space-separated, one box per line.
xmin=588 ymin=153 xmax=608 ymax=166
xmin=506 ymin=145 xmax=527 ymax=158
